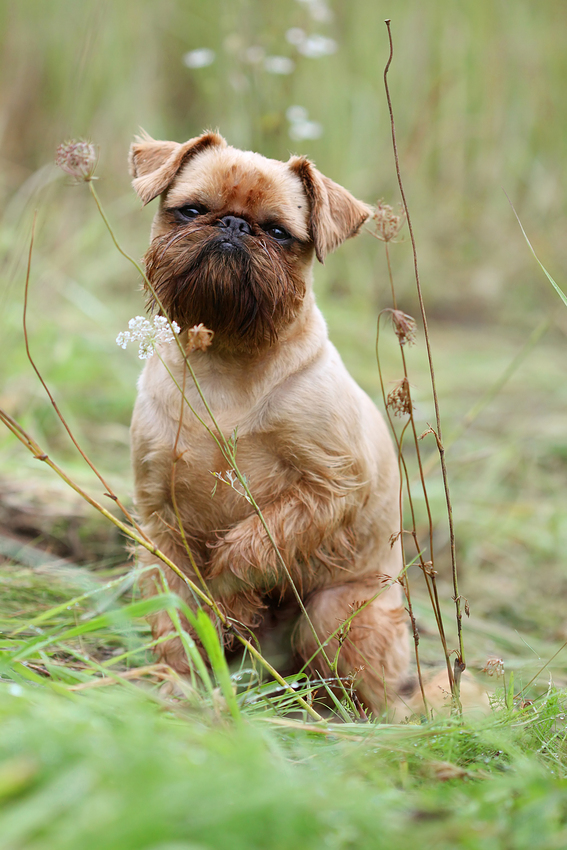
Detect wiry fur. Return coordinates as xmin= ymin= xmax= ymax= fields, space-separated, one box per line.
xmin=129 ymin=131 xmax=413 ymax=716
xmin=144 ymin=217 xmax=307 ymax=351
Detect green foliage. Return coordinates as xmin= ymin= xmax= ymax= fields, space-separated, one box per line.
xmin=1 ymin=561 xmax=567 ymax=846
xmin=2 ymin=669 xmax=567 ymax=848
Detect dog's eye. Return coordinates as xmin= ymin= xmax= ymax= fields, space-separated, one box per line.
xmin=264 ymin=224 xmax=291 ymax=242
xmin=176 ymin=204 xmax=207 ymax=220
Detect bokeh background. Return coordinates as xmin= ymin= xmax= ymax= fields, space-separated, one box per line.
xmin=1 ymin=0 xmax=566 ymax=673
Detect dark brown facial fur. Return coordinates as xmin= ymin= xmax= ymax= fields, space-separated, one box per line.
xmin=143 ymin=209 xmax=310 ymax=352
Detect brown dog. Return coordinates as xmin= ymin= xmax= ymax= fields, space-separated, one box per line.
xmin=128 ymin=131 xmax=410 ymax=715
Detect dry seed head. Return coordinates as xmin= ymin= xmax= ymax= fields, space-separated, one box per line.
xmin=390 ymin=310 xmax=417 ymax=346
xmin=386 ymin=377 xmax=412 ymax=417
xmin=422 ymin=561 xmax=437 ymax=577
xmin=482 ymin=657 xmax=504 ymax=677
xmin=389 ymin=530 xmax=402 ymax=548
xmin=349 ymin=599 xmax=369 ymax=614
xmin=372 ymin=200 xmax=405 ymax=242
xmin=56 ymin=140 xmax=98 ymax=182
xmin=186 ymin=323 xmax=214 ymax=353
xmin=343 ymin=665 xmax=365 ymax=688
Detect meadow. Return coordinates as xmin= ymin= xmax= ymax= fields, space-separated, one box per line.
xmin=1 ymin=1 xmax=567 ymax=846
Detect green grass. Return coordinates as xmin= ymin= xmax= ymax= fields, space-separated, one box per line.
xmin=2 ymin=0 xmax=567 ymax=845
xmin=2 ymin=563 xmax=567 ymax=849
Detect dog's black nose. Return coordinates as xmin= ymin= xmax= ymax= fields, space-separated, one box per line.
xmin=218 ymin=215 xmax=252 ymax=235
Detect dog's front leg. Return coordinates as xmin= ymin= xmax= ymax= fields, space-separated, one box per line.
xmin=208 ymin=483 xmax=354 ymax=588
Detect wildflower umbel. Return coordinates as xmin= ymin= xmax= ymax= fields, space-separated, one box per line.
xmin=372 ymin=201 xmax=405 ymax=242
xmin=386 ymin=377 xmax=412 ymax=417
xmin=186 ymin=323 xmax=214 ymax=353
xmin=116 ymin=316 xmax=181 ymax=360
xmin=55 ymin=140 xmax=98 ymax=182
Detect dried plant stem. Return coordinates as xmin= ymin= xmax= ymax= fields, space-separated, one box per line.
xmin=384 ymin=246 xmax=453 ymax=688
xmin=384 ymin=19 xmax=464 ymax=692
xmin=169 ymin=360 xmax=215 ymax=606
xmin=0 ymin=406 xmax=323 ymax=722
xmin=23 ymin=212 xmax=151 ymax=546
xmin=375 ymin=316 xmax=452 ymax=702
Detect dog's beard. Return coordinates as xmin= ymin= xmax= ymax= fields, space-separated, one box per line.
xmin=143 ymin=223 xmax=308 ymax=351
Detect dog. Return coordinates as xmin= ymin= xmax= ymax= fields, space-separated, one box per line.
xmin=128 ymin=130 xmax=412 ymax=716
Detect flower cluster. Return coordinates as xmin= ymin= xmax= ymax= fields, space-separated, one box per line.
xmin=294 ymin=0 xmax=333 ymax=23
xmin=286 ymin=29 xmax=337 ymax=57
xmin=55 ymin=140 xmax=98 ymax=182
xmin=372 ymin=201 xmax=405 ymax=243
xmin=116 ymin=316 xmax=181 ymax=360
xmin=286 ymin=105 xmax=323 ymax=141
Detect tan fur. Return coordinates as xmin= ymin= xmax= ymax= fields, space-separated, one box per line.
xmin=129 ymin=131 xmax=413 ymax=714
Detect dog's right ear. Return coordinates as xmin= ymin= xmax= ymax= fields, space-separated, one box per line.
xmin=129 ymin=130 xmax=227 ymax=205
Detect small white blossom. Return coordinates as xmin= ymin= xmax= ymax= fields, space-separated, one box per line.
xmin=297 ymin=34 xmax=337 ymax=58
xmin=286 ymin=28 xmax=306 ymax=47
xmin=286 ymin=105 xmax=323 ymax=141
xmin=245 ymin=45 xmax=265 ymax=64
xmin=116 ymin=315 xmax=180 ymax=360
xmin=264 ymin=56 xmax=295 ymax=75
xmin=295 ymin=0 xmax=334 ymax=23
xmin=286 ymin=105 xmax=309 ymax=123
xmin=183 ymin=48 xmax=216 ymax=69
xmin=289 ymin=120 xmax=323 ymax=141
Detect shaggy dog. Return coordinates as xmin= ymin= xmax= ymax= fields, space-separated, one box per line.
xmin=128 ymin=131 xmax=411 ymax=714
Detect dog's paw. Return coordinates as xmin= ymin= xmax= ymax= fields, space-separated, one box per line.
xmin=208 ymin=515 xmax=277 ymax=582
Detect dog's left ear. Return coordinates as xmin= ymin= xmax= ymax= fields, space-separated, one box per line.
xmin=129 ymin=130 xmax=227 ymax=205
xmin=288 ymin=156 xmax=372 ymax=263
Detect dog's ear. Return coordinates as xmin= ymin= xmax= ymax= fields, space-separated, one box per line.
xmin=288 ymin=156 xmax=372 ymax=263
xmin=129 ymin=130 xmax=227 ymax=205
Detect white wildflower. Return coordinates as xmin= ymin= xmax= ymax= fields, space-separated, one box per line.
xmin=295 ymin=0 xmax=333 ymax=22
xmin=264 ymin=56 xmax=295 ymax=75
xmin=286 ymin=105 xmax=323 ymax=140
xmin=286 ymin=28 xmax=306 ymax=47
xmin=182 ymin=48 xmax=216 ymax=69
xmin=116 ymin=315 xmax=181 ymax=360
xmin=286 ymin=105 xmax=309 ymax=123
xmin=289 ymin=120 xmax=323 ymax=141
xmin=245 ymin=45 xmax=265 ymax=64
xmin=297 ymin=34 xmax=337 ymax=58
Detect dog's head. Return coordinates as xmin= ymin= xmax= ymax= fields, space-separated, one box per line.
xmin=129 ymin=131 xmax=371 ymax=351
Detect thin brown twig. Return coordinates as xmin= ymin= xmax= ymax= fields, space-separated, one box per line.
xmin=22 ymin=211 xmax=153 ymax=546
xmin=375 ymin=314 xmax=449 ymax=707
xmin=384 ymin=19 xmax=464 ymax=697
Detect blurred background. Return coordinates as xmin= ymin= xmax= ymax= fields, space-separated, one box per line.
xmin=1 ymin=0 xmax=566 ymax=673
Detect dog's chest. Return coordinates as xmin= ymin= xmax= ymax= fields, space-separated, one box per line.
xmin=173 ymin=415 xmax=290 ymax=528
